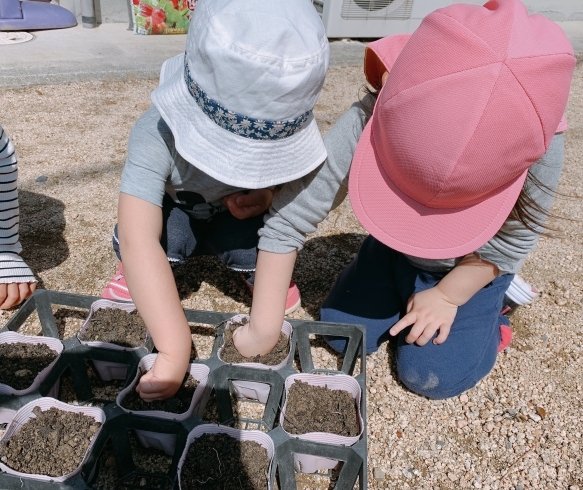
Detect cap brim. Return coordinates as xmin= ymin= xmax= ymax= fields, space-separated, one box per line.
xmin=348 ymin=119 xmax=528 ymax=259
xmin=151 ymin=54 xmax=327 ymax=189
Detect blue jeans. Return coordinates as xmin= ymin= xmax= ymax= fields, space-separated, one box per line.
xmin=113 ymin=194 xmax=262 ymax=272
xmin=320 ymin=236 xmax=512 ymax=399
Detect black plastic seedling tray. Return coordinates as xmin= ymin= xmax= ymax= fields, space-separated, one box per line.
xmin=0 ymin=290 xmax=367 ymax=490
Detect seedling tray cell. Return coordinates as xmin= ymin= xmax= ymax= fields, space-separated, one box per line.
xmin=0 ymin=290 xmax=367 ymax=489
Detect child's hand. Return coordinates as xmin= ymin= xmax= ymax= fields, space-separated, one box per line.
xmin=221 ymin=188 xmax=276 ymax=220
xmin=0 ymin=282 xmax=37 ymax=310
xmin=390 ymin=287 xmax=458 ymax=346
xmin=232 ymin=321 xmax=280 ymax=358
xmin=135 ymin=352 xmax=188 ymax=401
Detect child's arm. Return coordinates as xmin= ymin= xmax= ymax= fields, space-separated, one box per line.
xmin=390 ymin=254 xmax=498 ymax=345
xmin=117 ymin=192 xmax=192 ymax=400
xmin=232 ymin=249 xmax=296 ymax=356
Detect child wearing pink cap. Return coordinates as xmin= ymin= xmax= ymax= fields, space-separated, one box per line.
xmin=320 ymin=0 xmax=575 ymax=398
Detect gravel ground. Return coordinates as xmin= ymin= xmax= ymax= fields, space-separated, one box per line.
xmin=0 ymin=57 xmax=581 ymax=490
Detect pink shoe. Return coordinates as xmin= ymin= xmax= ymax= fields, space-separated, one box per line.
xmin=101 ymin=262 xmax=132 ymax=301
xmin=243 ymin=276 xmax=301 ymax=315
xmin=498 ymin=324 xmax=512 ymax=352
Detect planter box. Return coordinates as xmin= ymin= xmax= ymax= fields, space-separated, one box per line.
xmin=217 ymin=314 xmax=292 ymax=403
xmin=116 ymin=354 xmax=210 ymax=455
xmin=0 ymin=397 xmax=105 ymax=482
xmin=178 ymin=424 xmax=275 ymax=490
xmin=0 ymin=290 xmax=367 ymax=490
xmin=77 ymin=299 xmax=150 ymax=381
xmin=280 ymin=373 xmax=364 ymax=474
xmin=0 ymin=332 xmax=63 ymax=397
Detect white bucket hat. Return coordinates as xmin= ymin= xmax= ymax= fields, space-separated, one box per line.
xmin=151 ymin=0 xmax=329 ymax=189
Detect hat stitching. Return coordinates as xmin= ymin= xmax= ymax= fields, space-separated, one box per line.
xmin=382 ymin=60 xmax=503 ymax=106
xmin=434 ymin=11 xmax=503 ymax=57
xmin=203 ymin=8 xmax=328 ymax=66
xmin=423 ymin=62 xmax=503 ymax=208
xmin=503 ymin=61 xmax=548 ymax=147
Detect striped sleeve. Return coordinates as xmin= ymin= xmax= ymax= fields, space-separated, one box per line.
xmin=0 ymin=125 xmax=36 ymax=284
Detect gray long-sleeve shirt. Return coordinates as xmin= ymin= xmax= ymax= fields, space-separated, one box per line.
xmin=259 ymin=100 xmax=564 ymax=275
xmin=121 ymin=103 xmax=563 ymax=275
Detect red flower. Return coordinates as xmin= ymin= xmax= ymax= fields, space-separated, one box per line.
xmin=139 ymin=3 xmax=153 ymax=16
xmin=151 ymin=8 xmax=166 ymax=24
xmin=151 ymin=21 xmax=167 ymax=34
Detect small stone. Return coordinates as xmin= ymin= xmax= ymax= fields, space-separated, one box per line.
xmin=484 ymin=422 xmax=495 ymax=432
xmin=1 ymin=456 xmax=7 ymax=463
xmin=506 ymin=408 xmax=518 ymax=417
xmin=541 ymin=334 xmax=549 ymax=341
xmin=457 ymin=419 xmax=468 ymax=428
xmin=402 ymin=468 xmax=413 ymax=479
xmin=460 ymin=394 xmax=469 ymax=403
xmin=35 ymin=175 xmax=48 ymax=183
xmin=505 ymin=439 xmax=512 ymax=450
xmin=447 ymin=472 xmax=457 ymax=482
xmin=373 ymin=467 xmax=385 ymax=481
xmin=140 ymin=478 xmax=147 ymax=486
xmin=436 ymin=439 xmax=445 ymax=447
xmin=536 ymin=406 xmax=547 ymax=419
xmin=529 ymin=413 xmax=542 ymax=422
xmin=14 ymin=369 xmax=32 ymax=377
xmin=555 ymin=298 xmax=567 ymax=306
xmin=515 ymin=485 xmax=524 ymax=490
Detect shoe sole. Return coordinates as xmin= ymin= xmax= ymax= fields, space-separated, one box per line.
xmin=284 ymin=297 xmax=301 ymax=315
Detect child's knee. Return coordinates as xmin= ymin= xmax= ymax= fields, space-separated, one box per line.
xmin=397 ymin=364 xmax=477 ymax=400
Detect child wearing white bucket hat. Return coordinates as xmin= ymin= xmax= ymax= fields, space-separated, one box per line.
xmin=319 ymin=0 xmax=575 ymax=398
xmin=103 ymin=0 xmax=330 ymax=399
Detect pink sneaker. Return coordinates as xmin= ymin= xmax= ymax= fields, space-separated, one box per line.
xmin=101 ymin=262 xmax=132 ymax=301
xmin=498 ymin=324 xmax=512 ymax=352
xmin=243 ymin=276 xmax=301 ymax=315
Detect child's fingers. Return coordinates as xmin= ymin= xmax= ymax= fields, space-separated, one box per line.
xmin=411 ymin=322 xmax=439 ymax=346
xmin=0 ymin=283 xmax=22 ymax=309
xmin=135 ymin=371 xmax=167 ymax=401
xmin=389 ymin=312 xmax=416 ymax=337
xmin=432 ymin=323 xmax=452 ymax=345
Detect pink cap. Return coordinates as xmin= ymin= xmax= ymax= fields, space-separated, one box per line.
xmin=349 ymin=0 xmax=575 ymax=259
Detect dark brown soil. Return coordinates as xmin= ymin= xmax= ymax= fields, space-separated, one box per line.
xmin=0 ymin=407 xmax=101 ymax=477
xmin=120 ymin=371 xmax=199 ymax=414
xmin=58 ymin=363 xmax=126 ymax=406
xmin=283 ymin=380 xmax=360 ymax=437
xmin=80 ymin=308 xmax=147 ymax=347
xmin=91 ymin=430 xmax=173 ymax=490
xmin=220 ymin=317 xmax=289 ymax=365
xmin=180 ymin=433 xmax=270 ymax=490
xmin=0 ymin=342 xmax=58 ymax=390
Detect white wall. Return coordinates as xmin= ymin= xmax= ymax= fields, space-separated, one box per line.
xmin=463 ymin=0 xmax=583 ymax=20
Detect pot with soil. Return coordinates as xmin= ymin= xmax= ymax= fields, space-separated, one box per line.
xmin=178 ymin=424 xmax=275 ymax=490
xmin=279 ymin=373 xmax=363 ymax=473
xmin=0 ymin=397 xmax=105 ymax=482
xmin=0 ymin=332 xmax=63 ymax=397
xmin=217 ymin=314 xmax=292 ymax=403
xmin=77 ymin=299 xmax=151 ymax=381
xmin=116 ymin=354 xmax=210 ymax=455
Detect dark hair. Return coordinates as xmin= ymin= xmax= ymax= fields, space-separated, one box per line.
xmin=358 ymin=84 xmax=561 ymax=236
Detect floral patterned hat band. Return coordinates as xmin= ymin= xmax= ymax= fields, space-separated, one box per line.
xmin=183 ymin=55 xmax=311 ymax=141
